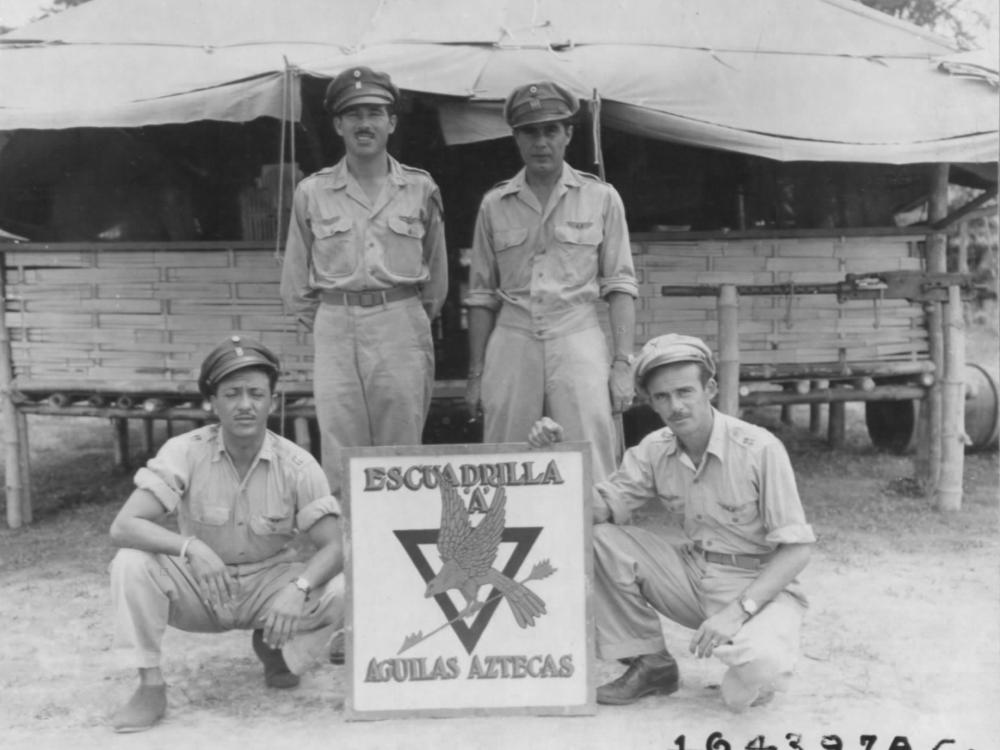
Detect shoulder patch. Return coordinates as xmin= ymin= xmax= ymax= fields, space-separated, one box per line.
xmin=576 ymin=170 xmax=604 ymax=183
xmin=490 ymin=178 xmax=512 ymax=192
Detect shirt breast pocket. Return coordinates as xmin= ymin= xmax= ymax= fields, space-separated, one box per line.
xmin=188 ymin=498 xmax=231 ymax=527
xmin=311 ymin=216 xmax=356 ymax=278
xmin=553 ymin=223 xmax=601 ymax=281
xmin=249 ymin=509 xmax=294 ymax=537
xmin=712 ymin=496 xmax=760 ymax=526
xmin=492 ymin=227 xmax=528 ymax=278
xmin=385 ymin=215 xmax=426 ymax=278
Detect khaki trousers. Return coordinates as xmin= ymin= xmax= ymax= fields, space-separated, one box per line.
xmin=593 ymin=524 xmax=806 ymax=708
xmin=313 ymin=295 xmax=434 ymax=494
xmin=110 ymin=548 xmax=344 ymax=675
xmin=482 ymin=323 xmax=616 ymax=482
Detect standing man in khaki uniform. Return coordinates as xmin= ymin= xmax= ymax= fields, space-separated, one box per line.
xmin=281 ymin=67 xmax=448 ymax=494
xmin=529 ymin=334 xmax=816 ymax=711
xmin=464 ymin=81 xmax=638 ymax=483
xmin=108 ymin=337 xmax=345 ymax=732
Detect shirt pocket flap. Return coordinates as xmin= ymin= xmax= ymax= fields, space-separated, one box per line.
xmin=494 ymin=227 xmax=528 ymax=252
xmin=554 ymin=224 xmax=603 ymax=245
xmin=193 ymin=505 xmax=230 ymax=526
xmin=388 ymin=215 xmax=426 ymax=239
xmin=313 ymin=216 xmax=352 ymax=239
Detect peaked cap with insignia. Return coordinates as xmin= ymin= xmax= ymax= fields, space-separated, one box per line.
xmin=503 ymin=81 xmax=579 ymax=128
xmin=324 ymin=66 xmax=399 ymax=114
xmin=198 ymin=335 xmax=281 ymax=397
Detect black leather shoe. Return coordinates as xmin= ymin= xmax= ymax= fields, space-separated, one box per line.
xmin=252 ymin=629 xmax=301 ymax=688
xmin=597 ymin=650 xmax=679 ymax=705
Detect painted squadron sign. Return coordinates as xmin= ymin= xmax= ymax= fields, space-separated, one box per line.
xmin=343 ymin=444 xmax=594 ymax=718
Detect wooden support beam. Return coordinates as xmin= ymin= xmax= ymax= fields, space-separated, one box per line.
xmin=918 ymin=163 xmax=949 ymax=494
xmin=16 ymin=410 xmax=32 ymax=525
xmin=936 ymin=284 xmax=966 ymax=511
xmin=0 ymin=254 xmax=27 ymax=528
xmin=828 ymin=402 xmax=846 ymax=448
xmin=111 ymin=418 xmax=130 ymax=470
xmin=740 ymin=384 xmax=925 ymax=407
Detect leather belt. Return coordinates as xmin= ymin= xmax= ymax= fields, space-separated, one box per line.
xmin=693 ymin=543 xmax=771 ymax=571
xmin=320 ymin=287 xmax=418 ymax=307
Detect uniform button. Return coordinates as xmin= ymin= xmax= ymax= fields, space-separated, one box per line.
xmin=237 ymin=522 xmax=244 ymax=527
xmin=695 ymin=514 xmax=702 ymax=520
xmin=732 ymin=517 xmax=739 ymax=523
xmin=705 ymin=540 xmax=713 ymax=547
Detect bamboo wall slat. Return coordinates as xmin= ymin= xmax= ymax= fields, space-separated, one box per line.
xmin=3 ymin=236 xmax=928 ymax=397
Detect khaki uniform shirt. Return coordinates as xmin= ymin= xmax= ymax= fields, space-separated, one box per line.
xmin=593 ymin=410 xmax=816 ymax=556
xmin=465 ymin=164 xmax=638 ymax=338
xmin=134 ymin=425 xmax=340 ymax=565
xmin=281 ymin=155 xmax=448 ymax=325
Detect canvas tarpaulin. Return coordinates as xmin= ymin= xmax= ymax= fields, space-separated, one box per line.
xmin=1 ymin=0 xmax=997 ymax=164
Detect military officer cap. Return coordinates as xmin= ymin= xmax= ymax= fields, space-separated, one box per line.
xmin=198 ymin=335 xmax=281 ymax=397
xmin=633 ymin=333 xmax=716 ymax=390
xmin=504 ymin=81 xmax=579 ymax=129
xmin=324 ymin=66 xmax=399 ymax=114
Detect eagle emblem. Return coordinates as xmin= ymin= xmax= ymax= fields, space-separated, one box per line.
xmin=425 ymin=478 xmax=547 ymax=628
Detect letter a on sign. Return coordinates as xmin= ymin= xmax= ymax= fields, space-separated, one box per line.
xmin=342 ymin=442 xmax=595 ymax=719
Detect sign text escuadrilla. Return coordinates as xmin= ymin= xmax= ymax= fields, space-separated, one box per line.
xmin=343 ymin=442 xmax=595 ymax=719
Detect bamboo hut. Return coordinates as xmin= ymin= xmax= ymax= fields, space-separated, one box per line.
xmin=1 ymin=0 xmax=997 ymax=527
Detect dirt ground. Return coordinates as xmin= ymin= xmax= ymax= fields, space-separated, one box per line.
xmin=1 ymin=319 xmax=998 ymax=750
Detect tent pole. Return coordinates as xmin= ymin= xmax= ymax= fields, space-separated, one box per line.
xmin=590 ymin=90 xmax=605 ymax=181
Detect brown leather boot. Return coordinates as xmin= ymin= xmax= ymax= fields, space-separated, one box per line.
xmin=596 ymin=650 xmax=680 ymax=705
xmin=252 ymin=629 xmax=300 ymax=688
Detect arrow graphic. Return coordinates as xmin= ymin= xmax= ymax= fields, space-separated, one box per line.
xmin=398 ymin=559 xmax=557 ymax=655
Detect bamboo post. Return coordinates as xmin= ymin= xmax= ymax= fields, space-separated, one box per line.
xmin=717 ymin=285 xmax=739 ymax=415
xmin=936 ymin=282 xmax=966 ymax=510
xmin=0 ymin=253 xmax=27 ymax=528
xmin=828 ymin=401 xmax=846 ymax=447
xmin=111 ymin=418 xmax=130 ymax=469
xmin=918 ymin=164 xmax=949 ymax=494
xmin=16 ymin=410 xmax=32 ymax=524
xmin=142 ymin=419 xmax=154 ymax=455
xmin=293 ymin=417 xmax=312 ymax=453
xmin=809 ymin=380 xmax=827 ymax=436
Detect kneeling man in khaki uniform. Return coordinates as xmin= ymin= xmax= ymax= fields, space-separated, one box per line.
xmin=529 ymin=333 xmax=815 ymax=711
xmin=108 ymin=336 xmax=345 ymax=732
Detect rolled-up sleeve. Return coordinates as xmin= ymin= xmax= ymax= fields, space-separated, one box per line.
xmin=296 ymin=493 xmax=343 ymax=532
xmin=760 ymin=441 xmax=817 ymax=546
xmin=291 ymin=456 xmax=339 ymax=532
xmin=133 ymin=437 xmax=190 ymax=513
xmin=280 ymin=183 xmax=320 ymax=327
xmin=593 ymin=441 xmax=657 ymax=525
xmin=464 ymin=204 xmax=502 ymax=311
xmin=597 ymin=187 xmax=638 ymax=299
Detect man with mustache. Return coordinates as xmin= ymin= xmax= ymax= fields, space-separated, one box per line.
xmin=281 ymin=67 xmax=447 ymax=494
xmin=464 ymin=81 xmax=637 ymax=483
xmin=528 ymin=333 xmax=815 ymax=711
xmin=107 ymin=336 xmax=345 ymax=731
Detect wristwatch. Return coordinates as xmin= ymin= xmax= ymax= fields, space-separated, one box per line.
xmin=739 ymin=595 xmax=759 ymax=618
xmin=291 ymin=576 xmax=312 ymax=597
xmin=611 ymin=354 xmax=635 ymax=367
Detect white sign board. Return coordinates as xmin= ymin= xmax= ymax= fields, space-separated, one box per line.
xmin=343 ymin=442 xmax=595 ymax=719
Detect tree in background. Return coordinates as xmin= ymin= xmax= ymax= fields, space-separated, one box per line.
xmin=858 ymin=0 xmax=992 ymax=48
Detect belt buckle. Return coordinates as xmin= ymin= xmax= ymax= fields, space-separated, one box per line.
xmin=358 ymin=291 xmax=381 ymax=307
